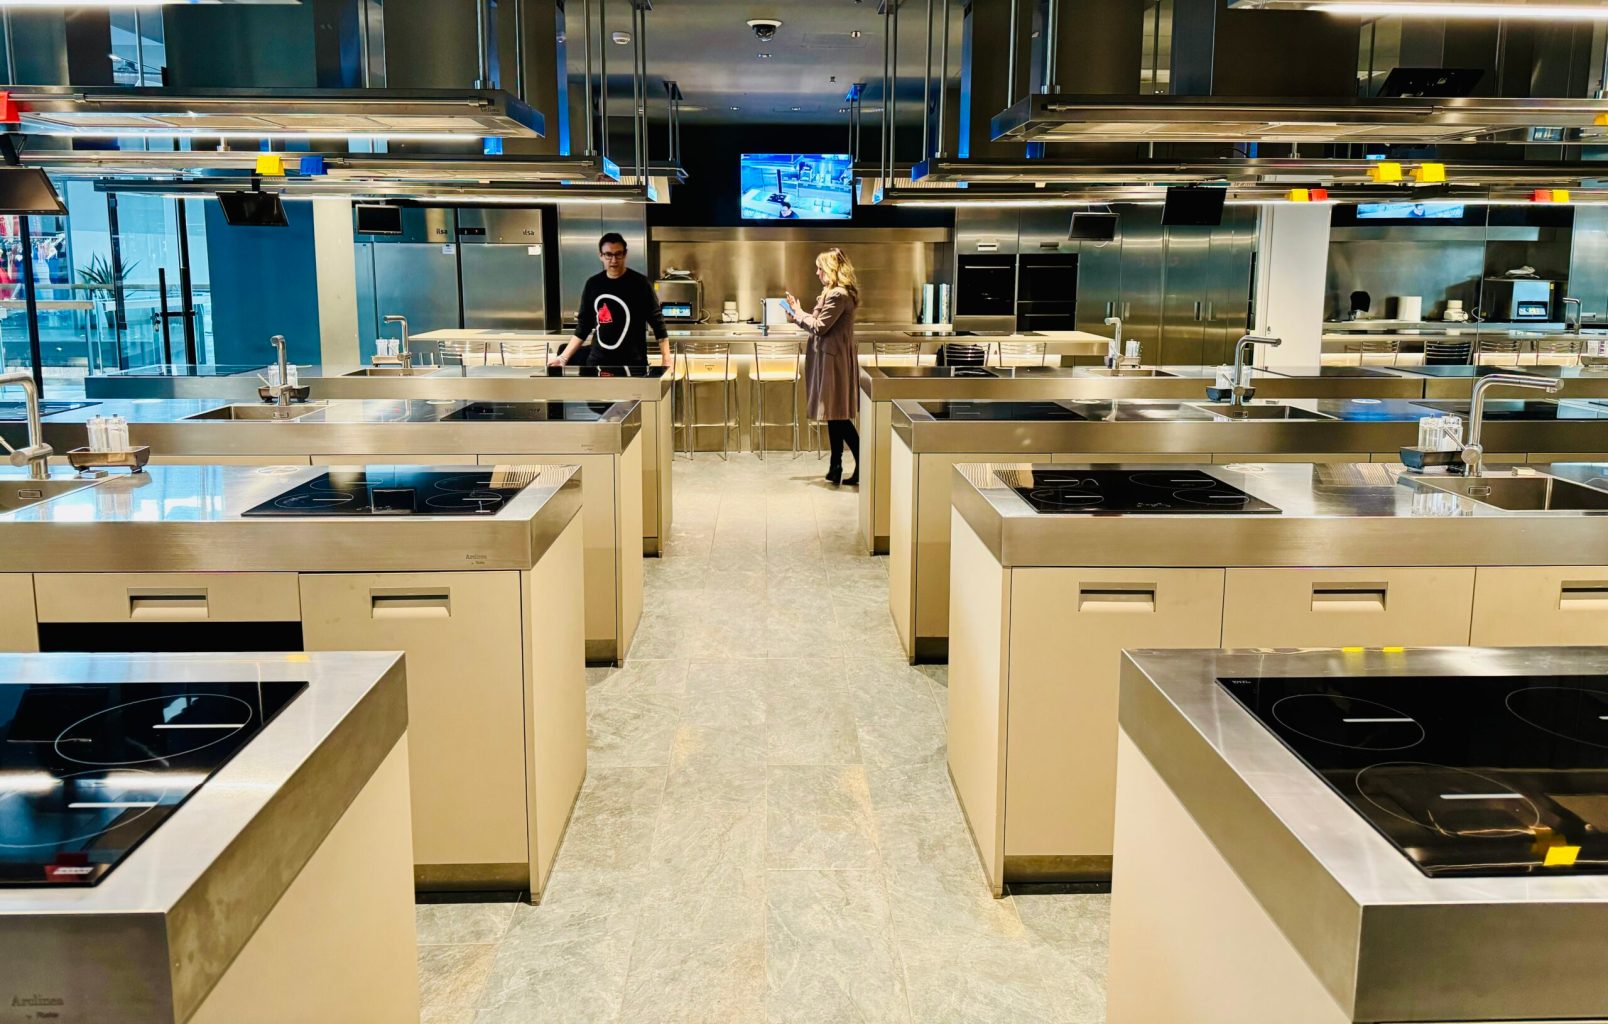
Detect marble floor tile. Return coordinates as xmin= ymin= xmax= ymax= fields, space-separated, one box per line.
xmin=767 ymin=765 xmax=878 ymax=870
xmin=764 ymin=682 xmax=861 ymax=766
xmin=418 ymin=943 xmax=497 ymax=1015
xmin=586 ymin=659 xmax=689 ymax=700
xmin=587 ymin=688 xmax=685 ymax=768
xmin=415 ymin=901 xmax=519 ymax=946
xmin=845 ymin=661 xmax=947 ymax=768
xmin=765 ymin=869 xmax=912 ymax=1024
xmin=550 ymin=767 xmax=666 ymax=872
xmin=618 ymin=893 xmax=767 ymax=1024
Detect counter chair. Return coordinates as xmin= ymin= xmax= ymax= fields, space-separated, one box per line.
xmin=1345 ymin=338 xmax=1400 ymax=366
xmin=1423 ymin=339 xmax=1474 ymax=365
xmin=677 ymin=340 xmax=738 ymax=460
xmin=438 ymin=339 xmax=487 ymax=370
xmin=1536 ymin=336 xmax=1582 ymax=366
xmin=751 ymin=340 xmax=804 ymax=460
xmin=938 ymin=342 xmax=990 ymax=367
xmin=498 ymin=341 xmax=549 ymax=367
xmin=993 ymin=340 xmax=1047 ymax=367
xmin=1475 ymin=336 xmax=1523 ymax=366
xmin=872 ymin=341 xmax=921 ymax=366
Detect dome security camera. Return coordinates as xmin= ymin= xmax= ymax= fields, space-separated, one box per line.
xmin=747 ymin=18 xmax=782 ymax=41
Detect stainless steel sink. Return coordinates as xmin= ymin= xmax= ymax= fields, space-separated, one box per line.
xmin=1417 ymin=475 xmax=1608 ymax=511
xmin=1085 ymin=367 xmax=1178 ymax=378
xmin=342 ymin=367 xmax=438 ymax=377
xmin=0 ymin=477 xmax=102 ymax=513
xmin=183 ymin=403 xmax=326 ymax=421
xmin=1189 ymin=404 xmax=1335 ymax=421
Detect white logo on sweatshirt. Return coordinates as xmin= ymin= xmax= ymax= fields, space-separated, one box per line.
xmin=594 ymin=294 xmax=631 ymax=351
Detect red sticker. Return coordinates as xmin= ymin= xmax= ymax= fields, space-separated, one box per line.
xmin=597 ymin=304 xmax=614 ymax=325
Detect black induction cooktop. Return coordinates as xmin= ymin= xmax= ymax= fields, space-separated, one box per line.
xmin=242 ymin=468 xmax=531 ymax=517
xmin=1219 ymin=673 xmax=1608 ymax=877
xmin=0 ymin=679 xmax=304 ymax=886
xmin=1403 ymin=364 xmax=1569 ymax=378
xmin=1262 ymin=366 xmax=1397 ymax=378
xmin=1011 ymin=469 xmax=1281 ymax=514
xmin=543 ymin=365 xmax=667 ymax=379
xmin=114 ymin=364 xmax=264 ymax=378
xmin=876 ymin=367 xmax=1000 ymax=379
xmin=925 ymin=400 xmax=1089 ymax=421
xmin=1411 ymin=399 xmax=1570 ymax=421
xmin=0 ymin=401 xmax=98 ymax=419
xmin=440 ymin=401 xmax=613 ymax=422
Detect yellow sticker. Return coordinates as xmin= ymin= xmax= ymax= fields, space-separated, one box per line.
xmin=1341 ymin=646 xmax=1365 ymax=653
xmin=1382 ymin=647 xmax=1405 ymax=654
xmin=1545 ymin=845 xmax=1581 ymax=868
xmin=284 ymin=653 xmax=310 ymax=663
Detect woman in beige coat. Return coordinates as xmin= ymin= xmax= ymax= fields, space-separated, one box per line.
xmin=786 ymin=248 xmax=861 ymax=486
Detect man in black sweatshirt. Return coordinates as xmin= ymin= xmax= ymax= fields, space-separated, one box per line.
xmin=549 ymin=232 xmax=670 ymax=369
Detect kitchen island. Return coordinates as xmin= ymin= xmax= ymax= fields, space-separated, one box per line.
xmin=0 ymin=463 xmax=586 ymax=896
xmin=11 ymin=397 xmax=642 ymax=664
xmin=1111 ymin=646 xmax=1608 ymax=1024
xmin=947 ymin=460 xmax=1608 ymax=896
xmin=0 ymin=650 xmax=415 ymax=1024
xmin=892 ymin=396 xmax=1608 ymax=662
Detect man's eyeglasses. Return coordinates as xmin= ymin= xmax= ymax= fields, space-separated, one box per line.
xmin=600 ymin=250 xmax=628 ymax=260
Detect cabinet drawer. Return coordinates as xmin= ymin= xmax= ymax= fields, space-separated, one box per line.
xmin=1472 ymin=566 xmax=1608 ymax=646
xmin=34 ymin=572 xmax=300 ymax=623
xmin=0 ymin=575 xmax=37 ymax=651
xmin=1222 ymin=567 xmax=1473 ymax=648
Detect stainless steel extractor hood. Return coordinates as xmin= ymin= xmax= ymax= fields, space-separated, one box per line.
xmin=1228 ymin=0 xmax=1608 ymax=15
xmin=990 ymin=94 xmax=1608 ymax=145
xmin=7 ymin=86 xmax=544 ymax=141
xmin=910 ymin=157 xmax=1608 ymax=188
xmin=21 ymin=150 xmax=619 ymax=184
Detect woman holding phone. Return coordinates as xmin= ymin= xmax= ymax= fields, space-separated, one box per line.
xmin=786 ymin=247 xmax=861 ymax=486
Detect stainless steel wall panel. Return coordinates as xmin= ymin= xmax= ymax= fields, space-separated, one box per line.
xmin=461 ymin=245 xmax=547 ymax=330
xmin=1325 ymin=236 xmax=1486 ymax=321
xmin=1569 ymin=206 xmax=1608 ymax=319
xmin=1074 ymin=233 xmax=1124 ymax=337
xmin=1116 ymin=205 xmax=1166 ymax=364
xmin=459 ymin=208 xmax=544 ymax=245
xmin=955 ymin=208 xmax=1021 ymax=255
xmin=1160 ymin=226 xmax=1210 ymax=367
xmin=370 ymin=243 xmax=463 ymax=339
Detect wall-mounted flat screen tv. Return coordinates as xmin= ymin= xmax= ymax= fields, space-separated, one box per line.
xmin=1356 ymin=202 xmax=1466 ymax=220
xmin=1069 ymin=212 xmax=1118 ymax=241
xmin=0 ymin=169 xmax=67 ymax=215
xmin=740 ymin=153 xmax=853 ymax=220
xmin=1162 ymin=186 xmax=1227 ymax=227
xmin=355 ymin=203 xmax=404 ymax=235
xmin=217 ymin=190 xmax=288 ymax=227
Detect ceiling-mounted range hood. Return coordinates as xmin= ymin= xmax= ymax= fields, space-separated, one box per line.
xmin=991 ymin=94 xmax=1608 ymax=145
xmin=91 ymin=178 xmax=651 ymax=205
xmin=910 ymin=157 xmax=1608 ymax=188
xmin=1228 ymin=0 xmax=1608 ymax=16
xmin=22 ymin=150 xmax=619 ymax=184
xmin=6 ymin=86 xmax=543 ymax=141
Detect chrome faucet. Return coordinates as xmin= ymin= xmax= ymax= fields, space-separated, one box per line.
xmin=382 ymin=314 xmax=412 ymax=374
xmin=0 ymin=372 xmax=53 ymax=481
xmin=1230 ymin=334 xmax=1282 ymax=407
xmin=1103 ymin=315 xmax=1123 ymax=367
xmin=1462 ymin=373 xmax=1562 ymax=477
xmin=1563 ymin=297 xmax=1582 ymax=334
xmin=268 ymin=334 xmax=293 ymax=407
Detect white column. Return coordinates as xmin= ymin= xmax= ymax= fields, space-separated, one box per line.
xmin=1252 ymin=204 xmax=1330 ymax=368
xmin=312 ymin=198 xmax=361 ymax=366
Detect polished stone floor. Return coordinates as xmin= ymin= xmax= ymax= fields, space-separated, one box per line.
xmin=416 ymin=455 xmax=1110 ymax=1023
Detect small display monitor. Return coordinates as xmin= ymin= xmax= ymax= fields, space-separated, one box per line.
xmin=1162 ymin=186 xmax=1227 ymax=227
xmin=1356 ymin=202 xmax=1466 ymax=220
xmin=1069 ymin=212 xmax=1118 ymax=241
xmin=0 ymin=168 xmax=67 ymax=215
xmin=740 ymin=153 xmax=852 ymax=220
xmin=355 ymin=203 xmax=404 ymax=235
xmin=217 ymin=190 xmax=288 ymax=227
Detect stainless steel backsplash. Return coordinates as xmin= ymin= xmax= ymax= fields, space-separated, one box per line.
xmin=648 ymin=228 xmax=953 ymax=323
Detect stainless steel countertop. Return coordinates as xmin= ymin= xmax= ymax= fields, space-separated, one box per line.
xmin=86 ymin=365 xmax=674 ymax=404
xmin=952 ymin=461 xmax=1608 ymax=568
xmin=0 ymin=463 xmax=581 ymax=572
xmin=1120 ymin=646 xmax=1608 ymax=1022
xmin=892 ymin=396 xmax=1608 ymax=455
xmin=0 ymin=650 xmax=406 ymax=1024
xmin=860 ymin=365 xmax=1427 ymax=401
xmin=9 ymin=398 xmax=641 ymax=458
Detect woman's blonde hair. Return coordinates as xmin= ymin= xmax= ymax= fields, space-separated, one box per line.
xmin=815 ymin=247 xmax=859 ymax=303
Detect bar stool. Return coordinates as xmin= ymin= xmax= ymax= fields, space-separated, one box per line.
xmin=1347 ymin=338 xmax=1400 ymax=366
xmin=1536 ymin=336 xmax=1581 ymax=366
xmin=1475 ymin=336 xmax=1523 ymax=366
xmin=678 ymin=340 xmax=737 ymax=460
xmin=872 ymin=340 xmax=921 ymax=366
xmin=498 ymin=341 xmax=548 ymax=367
xmin=938 ymin=341 xmax=989 ymax=366
xmin=751 ymin=339 xmax=803 ymax=460
xmin=1424 ymin=339 xmax=1473 ymax=365
xmin=993 ymin=340 xmax=1047 ymax=367
xmin=438 ymin=339 xmax=485 ymax=370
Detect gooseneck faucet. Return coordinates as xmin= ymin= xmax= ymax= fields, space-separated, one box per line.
xmin=1462 ymin=373 xmax=1562 ymax=477
xmin=1103 ymin=315 xmax=1123 ymax=367
xmin=1563 ymin=297 xmax=1582 ymax=334
xmin=383 ymin=314 xmax=412 ymax=374
xmin=1230 ymin=334 xmax=1282 ymax=407
xmin=269 ymin=334 xmax=292 ymax=407
xmin=0 ymin=372 xmax=53 ymax=481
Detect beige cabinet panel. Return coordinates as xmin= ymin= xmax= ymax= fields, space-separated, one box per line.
xmin=34 ymin=572 xmax=300 ymax=622
xmin=888 ymin=434 xmax=915 ymax=657
xmin=149 ymin=455 xmax=312 ymax=466
xmin=299 ymin=571 xmax=529 ymax=876
xmin=1472 ymin=566 xmax=1608 ymax=647
xmin=0 ymin=575 xmax=37 ymax=651
xmin=311 ymin=453 xmax=476 ymax=466
xmin=1006 ymin=567 xmax=1225 ymax=868
xmin=1222 ymin=567 xmax=1474 ymax=648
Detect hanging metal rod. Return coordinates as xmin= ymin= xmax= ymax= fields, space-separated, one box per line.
xmin=936 ymin=0 xmax=950 ymax=159
xmin=921 ymin=0 xmax=934 ymax=161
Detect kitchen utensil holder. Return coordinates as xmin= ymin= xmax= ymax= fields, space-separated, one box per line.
xmin=1205 ymin=385 xmax=1249 ymax=403
xmin=68 ymin=446 xmax=150 ymax=475
xmin=259 ymin=384 xmax=312 ymax=404
xmin=1398 ymin=446 xmax=1463 ymax=473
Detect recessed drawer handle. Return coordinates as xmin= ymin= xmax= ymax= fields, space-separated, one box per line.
xmin=1079 ymin=587 xmax=1156 ymax=613
xmin=1312 ymin=585 xmax=1387 ymax=613
xmin=1561 ymin=582 xmax=1608 ymax=609
xmin=370 ymin=591 xmax=452 ymax=619
xmin=128 ymin=591 xmax=208 ymax=620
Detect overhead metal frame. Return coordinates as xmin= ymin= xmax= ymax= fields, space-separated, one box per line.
xmin=872 ymin=180 xmax=1608 ymax=205
xmin=1229 ymin=0 xmax=1608 ymax=11
xmin=90 ymin=178 xmax=654 ymax=204
xmin=909 ymin=156 xmax=1608 ymax=188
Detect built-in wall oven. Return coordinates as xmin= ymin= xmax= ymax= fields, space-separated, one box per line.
xmin=955 ymin=255 xmax=1017 ymax=331
xmin=1016 ymin=253 xmax=1079 ymax=332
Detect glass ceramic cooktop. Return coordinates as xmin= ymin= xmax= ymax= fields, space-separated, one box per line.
xmin=875 ymin=367 xmax=1000 ymax=379
xmin=242 ymin=468 xmax=532 ymax=517
xmin=924 ymin=400 xmax=1089 ymax=421
xmin=0 ymin=680 xmax=304 ymax=886
xmin=0 ymin=401 xmax=98 ymax=419
xmin=543 ymin=366 xmax=666 ymax=379
xmin=1011 ymin=469 xmax=1281 ymax=514
xmin=440 ymin=401 xmax=614 ymax=422
xmin=1411 ymin=399 xmax=1594 ymax=421
xmin=1219 ymin=673 xmax=1608 ymax=877
xmin=113 ymin=365 xmax=265 ymax=378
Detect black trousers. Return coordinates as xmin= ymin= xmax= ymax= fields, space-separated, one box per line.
xmin=826 ymin=419 xmax=859 ymax=468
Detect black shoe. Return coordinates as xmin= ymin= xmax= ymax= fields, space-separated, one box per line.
xmin=843 ymin=472 xmax=859 ymax=486
xmin=825 ymin=463 xmax=843 ymax=486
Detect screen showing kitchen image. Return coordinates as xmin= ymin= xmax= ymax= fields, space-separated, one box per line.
xmin=740 ymin=153 xmax=853 ymax=220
